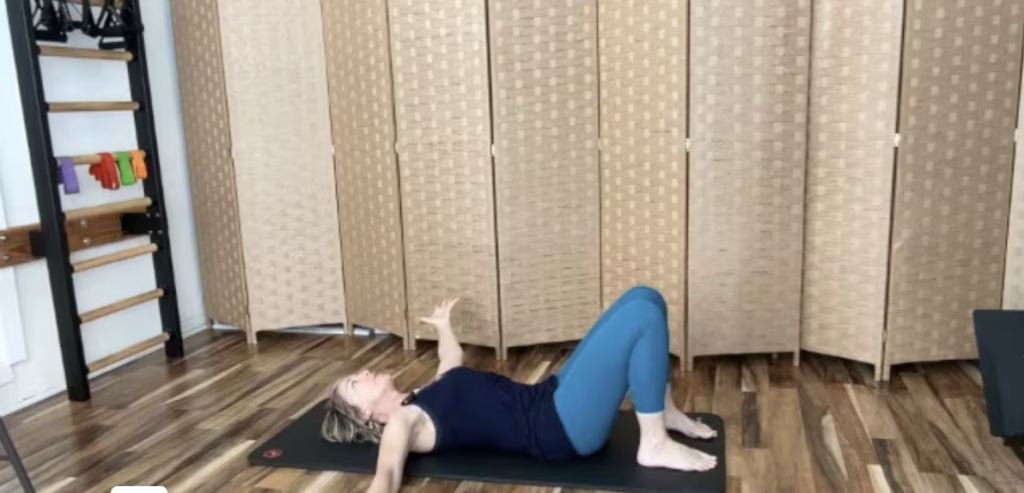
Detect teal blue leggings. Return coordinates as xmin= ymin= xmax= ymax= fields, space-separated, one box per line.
xmin=553 ymin=286 xmax=670 ymax=455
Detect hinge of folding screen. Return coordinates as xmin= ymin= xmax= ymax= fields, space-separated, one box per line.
xmin=894 ymin=134 xmax=901 ymax=148
xmin=686 ymin=138 xmax=691 ymax=153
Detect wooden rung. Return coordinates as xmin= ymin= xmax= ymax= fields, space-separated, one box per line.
xmin=88 ymin=333 xmax=169 ymax=373
xmin=73 ymin=244 xmax=157 ymax=273
xmin=48 ymin=101 xmax=139 ymax=113
xmin=39 ymin=46 xmax=133 ymax=61
xmin=57 ymin=150 xmax=145 ymax=166
xmin=64 ymin=198 xmax=151 ymax=221
xmin=79 ymin=288 xmax=163 ymax=323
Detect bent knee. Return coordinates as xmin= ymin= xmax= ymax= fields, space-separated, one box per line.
xmin=621 ymin=286 xmax=667 ymax=315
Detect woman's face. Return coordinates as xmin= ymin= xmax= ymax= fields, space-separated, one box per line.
xmin=333 ymin=369 xmax=394 ymax=419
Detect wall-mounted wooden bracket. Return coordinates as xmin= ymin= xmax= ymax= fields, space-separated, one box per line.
xmin=0 ymin=225 xmax=39 ymax=268
xmin=0 ymin=205 xmax=149 ymax=269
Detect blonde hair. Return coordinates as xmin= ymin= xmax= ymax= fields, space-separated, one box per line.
xmin=321 ymin=385 xmax=383 ymax=444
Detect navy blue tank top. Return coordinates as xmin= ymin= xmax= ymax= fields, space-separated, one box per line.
xmin=406 ymin=367 xmax=577 ymax=461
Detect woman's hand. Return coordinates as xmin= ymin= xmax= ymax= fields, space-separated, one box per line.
xmin=420 ymin=298 xmax=459 ymax=328
xmin=366 ymin=476 xmax=392 ymax=493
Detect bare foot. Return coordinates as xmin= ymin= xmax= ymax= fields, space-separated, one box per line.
xmin=666 ymin=410 xmax=717 ymax=440
xmin=637 ymin=436 xmax=718 ymax=472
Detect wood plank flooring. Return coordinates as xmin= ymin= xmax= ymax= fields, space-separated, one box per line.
xmin=1 ymin=330 xmax=1022 ymax=493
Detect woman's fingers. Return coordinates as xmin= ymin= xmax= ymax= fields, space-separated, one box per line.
xmin=420 ymin=298 xmax=459 ymax=325
xmin=438 ymin=298 xmax=457 ymax=314
xmin=424 ymin=298 xmax=458 ymax=321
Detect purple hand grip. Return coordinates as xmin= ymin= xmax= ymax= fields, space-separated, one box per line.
xmin=58 ymin=157 xmax=80 ymax=194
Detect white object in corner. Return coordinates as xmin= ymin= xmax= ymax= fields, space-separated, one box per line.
xmin=0 ymin=249 xmax=28 ymax=389
xmin=0 ymin=361 xmax=10 ymax=386
xmin=0 ymin=262 xmax=28 ymax=373
xmin=0 ymin=152 xmax=28 ymax=387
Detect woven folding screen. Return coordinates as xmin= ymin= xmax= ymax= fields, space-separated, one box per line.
xmin=1006 ymin=90 xmax=1024 ymax=310
xmin=322 ymin=0 xmax=408 ymax=341
xmin=884 ymin=0 xmax=1023 ymax=375
xmin=688 ymin=0 xmax=811 ymax=365
xmin=801 ymin=0 xmax=902 ymax=374
xmin=172 ymin=0 xmax=1024 ymax=363
xmin=490 ymin=0 xmax=601 ymax=354
xmin=216 ymin=0 xmax=346 ymax=334
xmin=599 ymin=0 xmax=688 ymax=358
xmin=169 ymin=0 xmax=249 ymax=331
xmin=388 ymin=0 xmax=500 ymax=352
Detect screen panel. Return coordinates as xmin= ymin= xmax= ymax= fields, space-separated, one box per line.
xmin=886 ymin=0 xmax=1024 ymax=367
xmin=321 ymin=0 xmax=408 ymax=337
xmin=389 ymin=0 xmax=500 ymax=350
xmin=169 ymin=0 xmax=250 ymax=330
xmin=801 ymin=0 xmax=903 ymax=368
xmin=688 ymin=0 xmax=812 ymax=361
xmin=599 ymin=0 xmax=688 ymax=357
xmin=490 ymin=0 xmax=602 ymax=350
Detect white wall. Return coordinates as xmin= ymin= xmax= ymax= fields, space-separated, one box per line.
xmin=0 ymin=0 xmax=206 ymax=414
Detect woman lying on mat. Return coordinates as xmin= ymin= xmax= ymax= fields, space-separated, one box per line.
xmin=324 ymin=286 xmax=718 ymax=493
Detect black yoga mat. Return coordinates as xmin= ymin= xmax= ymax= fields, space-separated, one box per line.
xmin=252 ymin=400 xmax=727 ymax=493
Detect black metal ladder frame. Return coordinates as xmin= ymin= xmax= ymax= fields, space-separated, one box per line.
xmin=4 ymin=0 xmax=184 ymax=402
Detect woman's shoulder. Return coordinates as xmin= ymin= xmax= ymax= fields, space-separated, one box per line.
xmin=395 ymin=402 xmax=429 ymax=422
xmin=391 ymin=404 xmax=437 ymax=453
xmin=394 ymin=401 xmax=434 ymax=432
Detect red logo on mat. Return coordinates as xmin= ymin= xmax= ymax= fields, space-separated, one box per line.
xmin=263 ymin=449 xmax=283 ymax=459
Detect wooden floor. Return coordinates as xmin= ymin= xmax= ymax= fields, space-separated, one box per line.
xmin=1 ymin=329 xmax=1022 ymax=493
